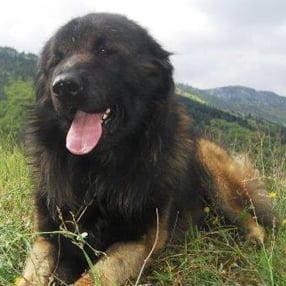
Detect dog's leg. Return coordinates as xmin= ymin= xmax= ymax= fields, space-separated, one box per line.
xmin=74 ymin=208 xmax=170 ymax=286
xmin=198 ymin=138 xmax=276 ymax=243
xmin=17 ymin=236 xmax=55 ymax=286
xmin=75 ymin=241 xmax=154 ymax=286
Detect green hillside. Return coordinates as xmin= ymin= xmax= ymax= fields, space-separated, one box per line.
xmin=177 ymin=83 xmax=286 ymax=127
xmin=177 ymin=94 xmax=286 ymax=154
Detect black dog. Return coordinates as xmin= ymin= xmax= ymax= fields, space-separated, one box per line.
xmin=18 ymin=13 xmax=275 ymax=286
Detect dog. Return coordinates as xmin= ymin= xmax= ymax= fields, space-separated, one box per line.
xmin=18 ymin=13 xmax=276 ymax=286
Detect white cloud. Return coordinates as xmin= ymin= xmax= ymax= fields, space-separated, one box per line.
xmin=0 ymin=0 xmax=285 ymax=95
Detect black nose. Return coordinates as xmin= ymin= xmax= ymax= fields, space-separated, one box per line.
xmin=52 ymin=73 xmax=82 ymax=98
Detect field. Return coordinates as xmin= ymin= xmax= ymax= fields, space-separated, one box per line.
xmin=0 ymin=78 xmax=286 ymax=286
xmin=0 ymin=131 xmax=286 ymax=286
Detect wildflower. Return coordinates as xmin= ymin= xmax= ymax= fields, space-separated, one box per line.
xmin=204 ymin=206 xmax=210 ymax=213
xmin=268 ymin=192 xmax=277 ymax=199
xmin=212 ymin=217 xmax=220 ymax=225
xmin=76 ymin=232 xmax=89 ymax=241
xmin=14 ymin=277 xmax=22 ymax=285
xmin=81 ymin=232 xmax=88 ymax=239
xmin=282 ymin=219 xmax=286 ymax=226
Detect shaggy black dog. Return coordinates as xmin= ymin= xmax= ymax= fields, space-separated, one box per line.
xmin=18 ymin=13 xmax=275 ymax=286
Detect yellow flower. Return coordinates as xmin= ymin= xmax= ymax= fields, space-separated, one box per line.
xmin=212 ymin=217 xmax=220 ymax=225
xmin=268 ymin=192 xmax=277 ymax=199
xmin=14 ymin=277 xmax=22 ymax=285
xmin=282 ymin=219 xmax=286 ymax=226
xmin=204 ymin=207 xmax=210 ymax=213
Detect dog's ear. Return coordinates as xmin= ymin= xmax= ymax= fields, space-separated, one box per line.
xmin=149 ymin=40 xmax=173 ymax=74
xmin=147 ymin=39 xmax=174 ymax=93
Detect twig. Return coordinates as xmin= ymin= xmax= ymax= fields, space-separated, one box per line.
xmin=134 ymin=208 xmax=160 ymax=286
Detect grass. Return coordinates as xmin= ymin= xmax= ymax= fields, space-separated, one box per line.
xmin=0 ymin=134 xmax=285 ymax=286
xmin=0 ymin=137 xmax=33 ymax=285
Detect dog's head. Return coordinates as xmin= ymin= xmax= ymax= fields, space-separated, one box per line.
xmin=36 ymin=13 xmax=173 ymax=155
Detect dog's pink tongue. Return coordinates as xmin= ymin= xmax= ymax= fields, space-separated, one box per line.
xmin=66 ymin=110 xmax=103 ymax=155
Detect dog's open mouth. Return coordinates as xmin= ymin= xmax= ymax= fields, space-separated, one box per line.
xmin=66 ymin=108 xmax=111 ymax=155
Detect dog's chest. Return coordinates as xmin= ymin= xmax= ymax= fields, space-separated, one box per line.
xmin=67 ymin=175 xmax=155 ymax=243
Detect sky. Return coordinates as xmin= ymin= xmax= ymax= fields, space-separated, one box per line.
xmin=0 ymin=0 xmax=286 ymax=96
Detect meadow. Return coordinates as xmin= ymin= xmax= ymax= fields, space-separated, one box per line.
xmin=0 ymin=80 xmax=286 ymax=286
xmin=0 ymin=129 xmax=285 ymax=286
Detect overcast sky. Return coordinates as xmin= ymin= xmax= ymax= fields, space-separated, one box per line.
xmin=0 ymin=0 xmax=285 ymax=95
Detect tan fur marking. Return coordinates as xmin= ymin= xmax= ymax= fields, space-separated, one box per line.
xmin=17 ymin=237 xmax=55 ymax=286
xmin=61 ymin=53 xmax=93 ymax=70
xmin=75 ymin=206 xmax=170 ymax=286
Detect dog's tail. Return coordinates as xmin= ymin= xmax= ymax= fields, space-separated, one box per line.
xmin=197 ymin=138 xmax=279 ymax=239
xmin=233 ymin=154 xmax=278 ymax=228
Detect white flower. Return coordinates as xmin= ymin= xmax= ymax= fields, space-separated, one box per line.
xmin=80 ymin=232 xmax=88 ymax=239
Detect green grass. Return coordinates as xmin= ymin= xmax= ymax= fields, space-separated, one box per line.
xmin=0 ymin=134 xmax=285 ymax=286
xmin=0 ymin=137 xmax=33 ymax=285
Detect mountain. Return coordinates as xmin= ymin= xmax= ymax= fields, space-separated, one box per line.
xmin=177 ymin=83 xmax=286 ymax=127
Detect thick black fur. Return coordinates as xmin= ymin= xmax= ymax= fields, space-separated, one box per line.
xmin=26 ymin=13 xmax=274 ymax=285
xmin=27 ymin=13 xmax=204 ymax=283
